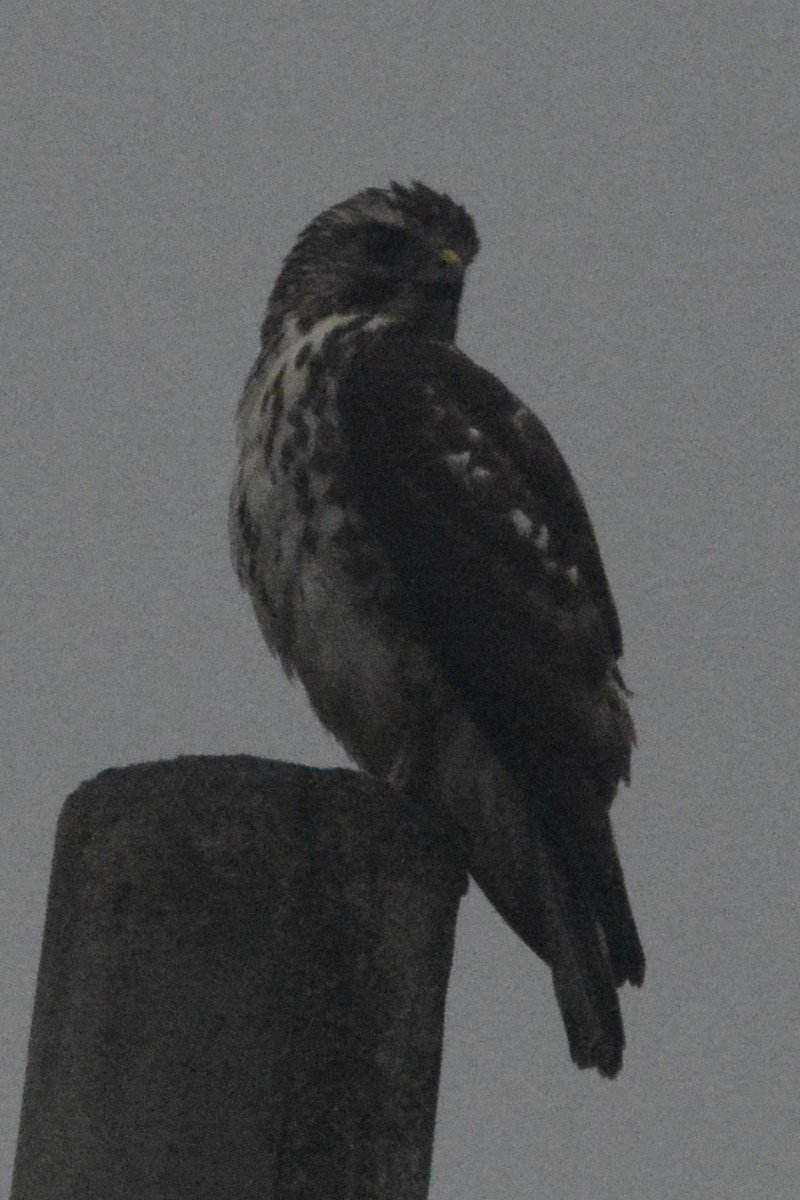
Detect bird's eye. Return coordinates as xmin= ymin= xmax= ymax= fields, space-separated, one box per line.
xmin=364 ymin=225 xmax=410 ymax=267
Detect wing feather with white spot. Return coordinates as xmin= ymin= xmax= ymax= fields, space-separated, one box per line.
xmin=338 ymin=328 xmax=633 ymax=789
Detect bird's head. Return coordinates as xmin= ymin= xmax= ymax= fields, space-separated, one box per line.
xmin=264 ymin=181 xmax=479 ymax=345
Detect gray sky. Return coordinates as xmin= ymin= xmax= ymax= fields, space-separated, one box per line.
xmin=3 ymin=1 xmax=798 ymax=1195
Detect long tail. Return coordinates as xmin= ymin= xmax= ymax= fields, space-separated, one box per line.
xmin=471 ymin=817 xmax=626 ymax=1076
xmin=464 ymin=776 xmax=644 ymax=1077
xmin=533 ymin=821 xmax=628 ymax=1077
xmin=526 ymin=765 xmax=645 ymax=1076
xmin=418 ymin=717 xmax=644 ymax=1076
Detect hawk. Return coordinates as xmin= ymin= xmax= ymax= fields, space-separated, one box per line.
xmin=230 ymin=182 xmax=645 ymax=1076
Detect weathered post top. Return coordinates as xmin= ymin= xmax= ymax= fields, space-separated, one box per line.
xmin=12 ymin=755 xmax=466 ymax=1200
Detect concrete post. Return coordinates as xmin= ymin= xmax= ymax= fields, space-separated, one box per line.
xmin=12 ymin=756 xmax=466 ymax=1199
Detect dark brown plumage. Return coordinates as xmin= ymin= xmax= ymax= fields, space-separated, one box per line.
xmin=230 ymin=182 xmax=644 ymax=1076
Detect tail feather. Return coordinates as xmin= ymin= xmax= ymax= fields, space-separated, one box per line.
xmin=536 ymin=824 xmax=626 ymax=1077
xmin=467 ymin=804 xmax=631 ymax=1077
xmin=526 ymin=767 xmax=645 ymax=1075
xmin=592 ymin=852 xmax=646 ymax=988
xmin=421 ymin=715 xmax=644 ymax=1076
xmin=532 ymin=764 xmax=645 ymax=989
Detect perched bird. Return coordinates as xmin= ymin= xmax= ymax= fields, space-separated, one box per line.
xmin=230 ymin=182 xmax=645 ymax=1076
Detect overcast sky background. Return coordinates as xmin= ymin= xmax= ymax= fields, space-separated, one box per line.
xmin=3 ymin=2 xmax=798 ymax=1196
